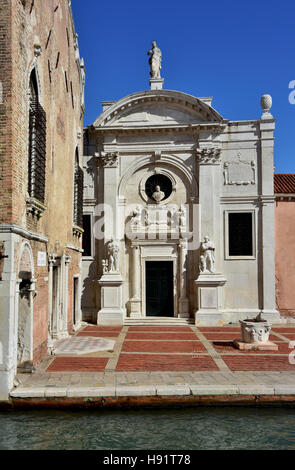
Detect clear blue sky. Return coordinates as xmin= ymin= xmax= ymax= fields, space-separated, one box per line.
xmin=72 ymin=0 xmax=295 ymax=173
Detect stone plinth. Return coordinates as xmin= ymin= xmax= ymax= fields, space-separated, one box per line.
xmin=233 ymin=339 xmax=278 ymax=351
xmin=97 ymin=273 xmax=124 ymax=325
xmin=149 ymin=78 xmax=164 ymax=90
xmin=195 ymin=273 xmax=226 ymax=325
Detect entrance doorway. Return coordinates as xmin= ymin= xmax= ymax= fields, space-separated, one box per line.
xmin=146 ymin=261 xmax=174 ymax=317
xmin=73 ymin=277 xmax=79 ymax=326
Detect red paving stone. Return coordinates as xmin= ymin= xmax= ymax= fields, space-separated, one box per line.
xmin=125 ymin=332 xmax=197 ymax=341
xmin=212 ymin=341 xmax=291 ymax=355
xmin=221 ymin=355 xmax=295 ymax=371
xmin=202 ymin=332 xmax=280 ymax=342
xmin=198 ymin=327 xmax=240 ymax=332
xmin=47 ymin=357 xmax=108 ymax=372
xmin=82 ymin=326 xmax=122 ymax=332
xmin=275 ymin=333 xmax=295 ymax=341
xmin=129 ymin=326 xmax=193 ymax=332
xmin=77 ymin=331 xmax=120 ymax=338
xmin=272 ymin=328 xmax=295 ymax=333
xmin=116 ymin=354 xmax=218 ymax=371
xmin=122 ymin=341 xmax=206 ymax=353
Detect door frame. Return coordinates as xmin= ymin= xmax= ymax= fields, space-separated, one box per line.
xmin=140 ymin=244 xmax=178 ymax=318
xmin=145 ymin=260 xmax=175 ymax=317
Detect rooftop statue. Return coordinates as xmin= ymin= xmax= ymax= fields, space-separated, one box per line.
xmin=147 ymin=41 xmax=162 ymax=79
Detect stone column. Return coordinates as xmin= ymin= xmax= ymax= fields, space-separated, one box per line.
xmin=194 ymin=146 xmax=227 ymax=325
xmin=48 ymin=253 xmax=56 ymax=348
xmin=0 ymin=233 xmax=18 ymax=400
xmin=129 ymin=244 xmax=141 ymax=318
xmin=259 ymin=110 xmax=280 ymax=321
xmin=178 ymin=239 xmax=189 ymax=318
xmin=62 ymin=254 xmax=71 ymax=336
xmin=100 ymin=152 xmax=120 ymax=240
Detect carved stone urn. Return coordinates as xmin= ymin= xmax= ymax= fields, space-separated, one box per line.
xmin=239 ymin=313 xmax=271 ymax=343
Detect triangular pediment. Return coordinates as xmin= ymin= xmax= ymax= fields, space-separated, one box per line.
xmin=93 ymin=90 xmax=224 ymax=128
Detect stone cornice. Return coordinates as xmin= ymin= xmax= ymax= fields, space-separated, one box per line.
xmin=0 ymin=225 xmax=48 ymax=243
xmin=92 ymin=122 xmax=228 ymax=136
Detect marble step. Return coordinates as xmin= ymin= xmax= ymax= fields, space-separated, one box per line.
xmin=124 ymin=317 xmax=194 ymax=325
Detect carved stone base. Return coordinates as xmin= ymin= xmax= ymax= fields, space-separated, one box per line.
xmin=195 ymin=273 xmax=227 ymax=325
xmin=233 ymin=340 xmax=278 ymax=351
xmin=128 ymin=297 xmax=142 ymax=318
xmin=178 ymin=297 xmax=190 ymax=318
xmin=97 ymin=273 xmax=124 ymax=325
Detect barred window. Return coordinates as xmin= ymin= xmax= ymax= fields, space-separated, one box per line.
xmin=73 ymin=150 xmax=84 ymax=228
xmin=28 ymin=70 xmax=47 ymax=203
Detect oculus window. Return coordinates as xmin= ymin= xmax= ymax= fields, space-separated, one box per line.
xmin=145 ymin=174 xmax=172 ymax=201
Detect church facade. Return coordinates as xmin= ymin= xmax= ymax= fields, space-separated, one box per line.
xmin=82 ymin=73 xmax=280 ymax=326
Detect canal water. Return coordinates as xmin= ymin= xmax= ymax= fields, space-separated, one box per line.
xmin=1 ymin=406 xmax=295 ymax=450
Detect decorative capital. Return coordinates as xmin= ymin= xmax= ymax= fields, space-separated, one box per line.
xmin=34 ymin=43 xmax=42 ymax=58
xmin=100 ymin=152 xmax=119 ymax=168
xmin=48 ymin=253 xmax=57 ymax=266
xmin=65 ymin=254 xmax=71 ymax=265
xmin=196 ymin=147 xmax=221 ymax=164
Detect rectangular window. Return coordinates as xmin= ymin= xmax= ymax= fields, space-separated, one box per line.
xmin=228 ymin=212 xmax=254 ymax=257
xmin=28 ymin=101 xmax=47 ymax=203
xmin=82 ymin=214 xmax=92 ymax=257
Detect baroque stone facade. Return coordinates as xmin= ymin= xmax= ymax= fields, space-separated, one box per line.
xmin=0 ymin=0 xmax=85 ymax=400
xmin=82 ymin=80 xmax=280 ymax=327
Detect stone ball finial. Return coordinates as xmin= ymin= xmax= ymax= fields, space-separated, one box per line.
xmin=260 ymin=94 xmax=272 ymax=113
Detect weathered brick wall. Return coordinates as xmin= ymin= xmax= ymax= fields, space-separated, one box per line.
xmin=0 ymin=0 xmax=13 ymax=225
xmin=1 ymin=0 xmax=84 ymax=366
xmin=275 ymin=199 xmax=295 ymax=317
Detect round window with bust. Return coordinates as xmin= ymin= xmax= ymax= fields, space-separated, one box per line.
xmin=145 ymin=174 xmax=172 ymax=203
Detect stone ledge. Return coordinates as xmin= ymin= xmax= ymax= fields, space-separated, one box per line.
xmin=274 ymin=386 xmax=295 ymax=395
xmin=67 ymin=387 xmax=116 ymax=397
xmin=237 ymin=386 xmax=275 ymax=395
xmin=156 ymin=385 xmax=191 ymax=396
xmin=10 ymin=388 xmax=45 ymax=398
xmin=116 ymin=386 xmax=156 ymax=397
xmin=190 ymin=385 xmax=239 ymax=396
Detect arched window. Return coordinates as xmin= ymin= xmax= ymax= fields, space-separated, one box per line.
xmin=28 ymin=69 xmax=47 ymax=204
xmin=73 ymin=149 xmax=84 ymax=228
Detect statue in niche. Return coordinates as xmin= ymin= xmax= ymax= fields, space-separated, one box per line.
xmin=107 ymin=238 xmax=120 ymax=273
xmin=179 ymin=205 xmax=187 ymax=229
xmin=147 ymin=41 xmax=162 ymax=79
xmin=152 ymin=185 xmax=165 ymax=204
xmin=199 ymin=236 xmax=216 ymax=274
xmin=131 ymin=205 xmax=144 ymax=226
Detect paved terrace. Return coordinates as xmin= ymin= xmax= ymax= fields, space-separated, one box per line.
xmin=8 ymin=324 xmax=295 ymax=407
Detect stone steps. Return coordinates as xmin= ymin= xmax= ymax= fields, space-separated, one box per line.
xmin=124 ymin=317 xmax=194 ymax=326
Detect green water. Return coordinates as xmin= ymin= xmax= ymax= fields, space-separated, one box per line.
xmin=0 ymin=407 xmax=295 ymax=450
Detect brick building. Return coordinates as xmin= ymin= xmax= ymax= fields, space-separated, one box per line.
xmin=0 ymin=0 xmax=85 ymax=400
xmin=274 ymin=174 xmax=295 ymax=318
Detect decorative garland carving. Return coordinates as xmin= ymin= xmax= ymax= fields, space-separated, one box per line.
xmin=196 ymin=147 xmax=221 ymax=164
xmin=100 ymin=152 xmax=119 ymax=168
